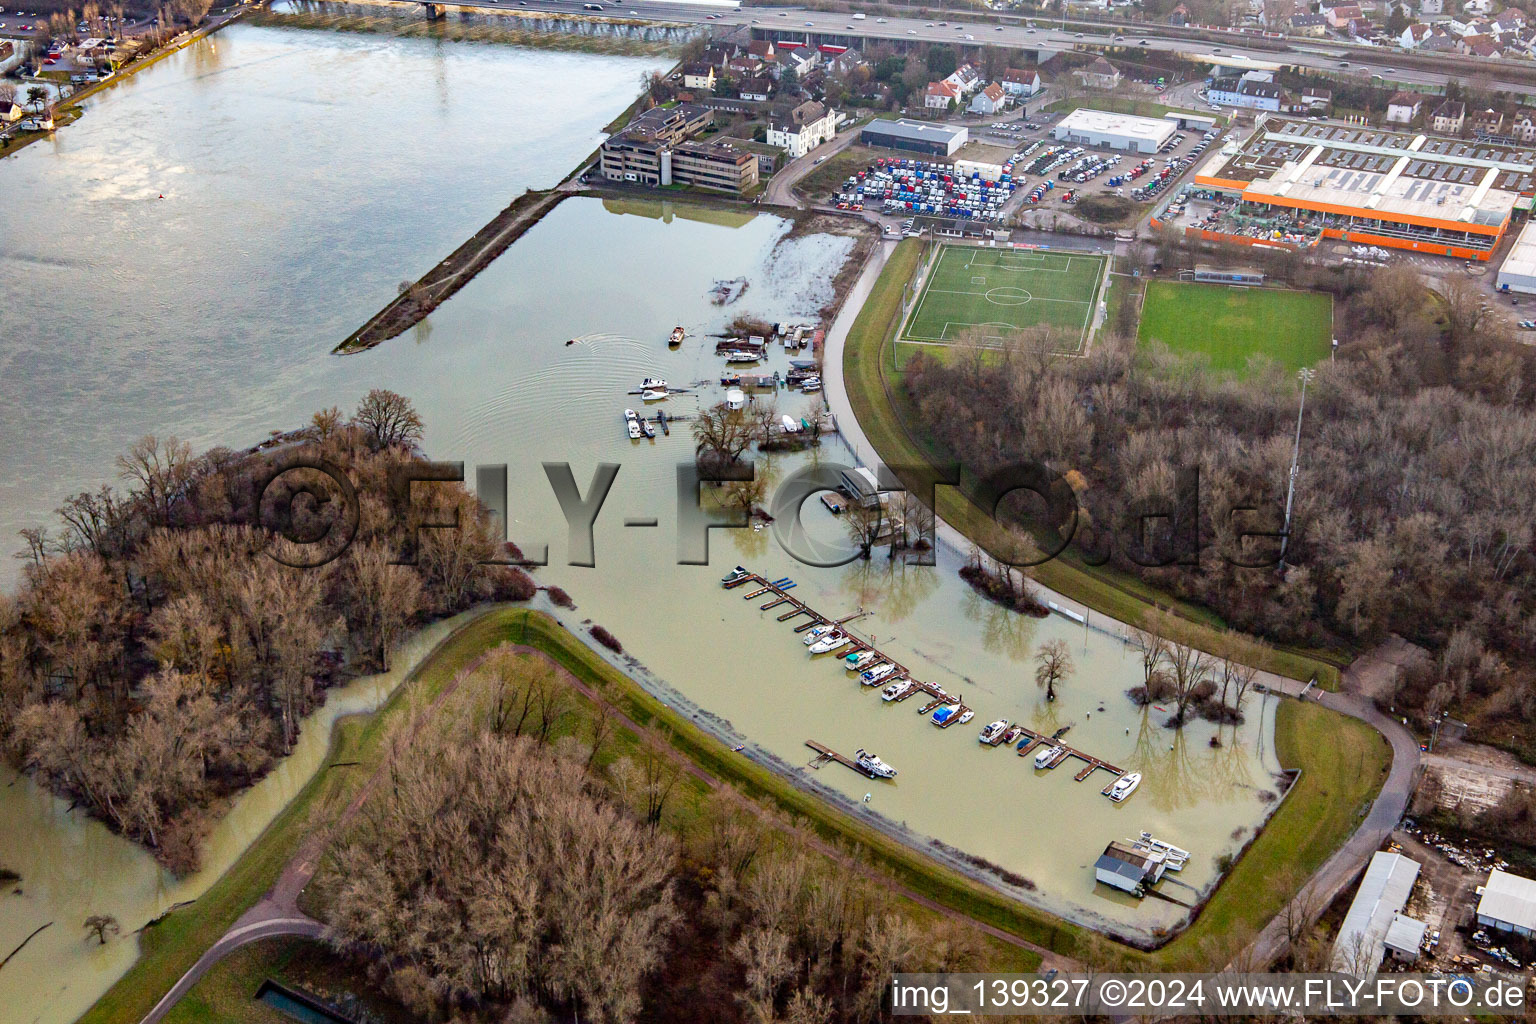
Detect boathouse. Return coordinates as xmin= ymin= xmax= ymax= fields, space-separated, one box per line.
xmin=1094 ymin=841 xmax=1164 ymax=894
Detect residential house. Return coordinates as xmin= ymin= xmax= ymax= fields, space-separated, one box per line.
xmin=968 ymin=82 xmax=1010 ymax=115
xmin=1420 ymin=28 xmax=1458 ymax=50
xmin=1463 ymin=0 xmax=1491 ymax=14
xmin=1385 ymin=90 xmax=1423 ymax=124
xmin=682 ymin=63 xmax=717 ymax=91
xmin=1001 ymin=67 xmax=1043 ymax=97
xmin=1470 ymin=107 xmax=1506 ymax=135
xmin=1348 ymin=16 xmax=1374 ymax=37
xmin=1432 ymin=99 xmax=1465 ymax=132
xmin=1074 ymin=56 xmax=1122 ymax=90
xmin=700 ymin=43 xmax=735 ymax=68
xmin=738 ymin=76 xmax=772 ymax=102
xmin=764 ymin=99 xmax=838 ymax=158
xmin=945 ymin=62 xmax=982 ymax=96
xmin=826 ymin=48 xmax=870 ymax=77
xmin=1300 ymin=86 xmax=1333 ymax=113
xmin=1495 ymin=8 xmax=1526 ymax=33
xmin=1291 ymin=12 xmax=1329 ymax=33
xmin=0 ymin=99 xmax=19 ymax=123
xmin=1169 ymin=2 xmax=1190 ymax=24
xmin=1401 ymin=23 xmax=1433 ymax=46
xmin=1326 ymin=4 xmax=1363 ymax=27
xmin=746 ymin=38 xmax=776 ymax=60
xmin=728 ymin=54 xmax=763 ymax=77
xmin=1512 ymin=109 xmax=1536 ymax=143
xmin=1458 ymin=31 xmax=1497 ymax=52
xmin=1209 ymin=70 xmax=1282 ymax=111
xmin=1469 ymin=39 xmax=1503 ymax=56
xmin=1418 ymin=0 xmax=1443 ymax=13
xmin=924 ymin=80 xmax=961 ymax=109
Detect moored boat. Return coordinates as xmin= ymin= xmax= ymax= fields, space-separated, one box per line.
xmin=957 ymin=710 xmax=975 ymax=725
xmin=979 ymin=719 xmax=1009 ymax=744
xmin=641 ymin=389 xmax=668 ymax=401
xmin=721 ymin=565 xmax=750 ymax=584
xmin=639 ymin=418 xmax=656 ymax=439
xmin=860 ymin=663 xmax=896 ymax=686
xmin=724 ymin=350 xmax=759 ymax=363
xmin=802 ymin=624 xmax=835 ymax=646
xmin=932 ymin=705 xmax=959 ymax=726
xmin=808 ymin=631 xmax=851 ymax=654
xmin=855 ymin=748 xmax=898 ymax=779
xmin=669 ymin=326 xmax=685 ymax=346
xmin=641 ymin=377 xmax=668 ymax=390
xmin=880 ymin=678 xmax=915 ymax=702
xmin=624 ymin=409 xmax=641 ymax=439
xmin=1034 ymin=744 xmax=1066 ymax=769
xmin=1107 ymin=772 xmax=1142 ymax=803
xmin=845 ymin=650 xmax=878 ymax=671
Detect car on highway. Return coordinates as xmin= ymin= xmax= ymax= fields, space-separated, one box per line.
xmin=1074 ymin=31 xmax=1083 ymax=37
xmin=995 ymin=25 xmax=1002 ymax=30
xmin=1027 ymin=26 xmax=1035 ymax=32
xmin=1385 ymin=67 xmax=1397 ymax=73
xmin=1139 ymin=38 xmax=1148 ymax=45
xmin=925 ymin=22 xmax=933 ymax=26
xmin=804 ymin=20 xmax=813 ymax=26
xmin=877 ymin=17 xmax=886 ymax=22
xmin=1338 ymin=60 xmax=1349 ymax=67
xmin=908 ymin=28 xmax=915 ymax=33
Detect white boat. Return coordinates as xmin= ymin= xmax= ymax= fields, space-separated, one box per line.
xmin=800 ymin=377 xmax=822 ymax=393
xmin=1134 ymin=831 xmax=1189 ymax=870
xmin=845 ymin=650 xmax=878 ymax=670
xmin=807 ymin=632 xmax=850 ymax=654
xmin=880 ymin=678 xmax=916 ymax=702
xmin=1034 ymin=744 xmax=1065 ymax=769
xmin=721 ymin=565 xmax=750 ymax=584
xmin=624 ymin=409 xmax=641 ymax=439
xmin=639 ymin=418 xmax=656 ymax=439
xmin=979 ymin=720 xmax=1009 ymax=744
xmin=860 ymin=663 xmax=896 ymax=686
xmin=855 ymin=748 xmax=898 ymax=779
xmin=957 ymin=710 xmax=974 ymax=725
xmin=725 ymin=350 xmax=760 ymax=363
xmin=803 ymin=624 xmax=835 ymax=646
xmin=641 ymin=377 xmax=668 ymax=390
xmin=640 ymin=389 xmax=668 ymax=401
xmin=1107 ymin=772 xmax=1142 ymax=802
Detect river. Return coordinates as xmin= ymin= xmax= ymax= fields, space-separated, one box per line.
xmin=0 ymin=19 xmax=1282 ymax=1024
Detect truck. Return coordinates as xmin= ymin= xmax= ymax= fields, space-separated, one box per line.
xmin=852 ymin=11 xmax=865 ymax=18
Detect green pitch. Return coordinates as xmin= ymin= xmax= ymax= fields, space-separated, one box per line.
xmin=900 ymin=245 xmax=1108 ymax=354
xmin=1137 ymin=280 xmax=1334 ymax=375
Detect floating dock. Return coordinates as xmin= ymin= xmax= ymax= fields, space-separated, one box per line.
xmin=805 ymin=740 xmax=887 ymax=779
xmin=724 ymin=569 xmax=1126 ymax=784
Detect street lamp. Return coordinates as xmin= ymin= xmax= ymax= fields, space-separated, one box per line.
xmin=1278 ymin=367 xmax=1315 ymax=573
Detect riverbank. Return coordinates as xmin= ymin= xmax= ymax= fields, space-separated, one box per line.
xmin=0 ymin=9 xmax=251 ymax=161
xmin=86 ymin=605 xmax=1049 ymax=1024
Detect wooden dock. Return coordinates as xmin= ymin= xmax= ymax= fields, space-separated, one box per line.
xmin=726 ymin=569 xmax=1126 ymax=783
xmin=805 ymin=740 xmax=881 ymax=778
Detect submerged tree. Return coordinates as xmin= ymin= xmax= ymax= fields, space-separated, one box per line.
xmin=1034 ymin=638 xmax=1072 ymax=702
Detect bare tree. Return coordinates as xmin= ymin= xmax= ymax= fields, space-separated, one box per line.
xmin=1034 ymin=639 xmax=1072 ymax=702
xmin=351 ymin=389 xmax=423 ymax=452
xmin=83 ymin=914 xmax=120 ymax=945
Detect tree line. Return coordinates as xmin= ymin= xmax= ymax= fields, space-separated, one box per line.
xmin=319 ymin=643 xmax=996 ymax=1024
xmin=902 ymin=265 xmax=1536 ymax=747
xmin=0 ymin=391 xmax=533 ymax=871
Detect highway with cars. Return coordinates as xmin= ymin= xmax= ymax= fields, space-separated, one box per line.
xmin=418 ymin=0 xmax=1536 ymax=99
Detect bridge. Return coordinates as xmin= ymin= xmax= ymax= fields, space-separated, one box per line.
xmin=377 ymin=0 xmax=1536 ymax=98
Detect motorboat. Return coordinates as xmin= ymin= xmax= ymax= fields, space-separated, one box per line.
xmin=845 ymin=650 xmax=878 ymax=671
xmin=641 ymin=377 xmax=668 ymax=390
xmin=880 ymin=678 xmax=916 ymax=702
xmin=1107 ymin=772 xmax=1142 ymax=803
xmin=932 ymin=705 xmax=959 ymax=726
xmin=640 ymin=389 xmax=668 ymax=401
xmin=1034 ymin=744 xmax=1066 ymax=769
xmin=624 ymin=409 xmax=641 ymax=440
xmin=808 ymin=632 xmax=851 ymax=655
xmin=800 ymin=377 xmax=822 ymax=393
xmin=1133 ymin=831 xmax=1189 ymax=870
xmin=860 ymin=663 xmax=896 ymax=686
xmin=721 ymin=565 xmax=751 ymax=584
xmin=979 ymin=720 xmax=1009 ymax=744
xmin=803 ymin=624 xmax=835 ymax=645
xmin=957 ymin=710 xmax=974 ymax=725
xmin=725 ymin=350 xmax=760 ymax=364
xmin=855 ymin=748 xmax=898 ymax=779
xmin=669 ymin=326 xmax=685 ymax=346
xmin=639 ymin=418 xmax=656 ymax=439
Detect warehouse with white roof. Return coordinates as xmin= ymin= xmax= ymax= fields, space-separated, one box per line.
xmin=1477 ymin=868 xmax=1536 ymax=936
xmin=1330 ymin=851 xmax=1422 ymax=975
xmin=1497 ymin=221 xmax=1536 ymax=295
xmin=1052 ymin=108 xmax=1177 ymax=154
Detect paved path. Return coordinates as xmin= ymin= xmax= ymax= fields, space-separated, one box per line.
xmin=818 ymin=242 xmax=1421 ymax=968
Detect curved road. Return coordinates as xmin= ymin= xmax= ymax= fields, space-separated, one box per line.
xmin=816 ymin=237 xmax=1420 ymax=967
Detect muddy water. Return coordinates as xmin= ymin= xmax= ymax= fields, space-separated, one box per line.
xmin=0 ymin=22 xmax=1282 ymax=1024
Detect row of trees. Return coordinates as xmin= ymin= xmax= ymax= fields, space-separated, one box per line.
xmin=904 ymin=264 xmax=1536 ymax=736
xmin=320 ymin=643 xmax=993 ymax=1024
xmin=1 ymin=392 xmax=533 ymax=870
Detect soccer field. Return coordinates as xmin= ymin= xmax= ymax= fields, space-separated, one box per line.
xmin=1137 ymin=280 xmax=1334 ymax=375
xmin=899 ymin=245 xmax=1108 ymax=355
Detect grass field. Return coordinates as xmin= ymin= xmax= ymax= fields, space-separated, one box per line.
xmin=901 ymin=245 xmax=1107 ymax=358
xmin=1138 ymin=280 xmax=1334 ymax=375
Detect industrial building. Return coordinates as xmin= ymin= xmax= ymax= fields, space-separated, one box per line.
xmin=859 ymin=118 xmax=968 ymax=157
xmin=1476 ymin=868 xmax=1536 ymax=936
xmin=599 ymin=103 xmax=759 ymax=194
xmin=1330 ymin=851 xmax=1423 ymax=974
xmin=1194 ymin=115 xmax=1536 ymax=261
xmin=1497 ymin=220 xmax=1536 ymax=294
xmin=1052 ymin=109 xmax=1177 ymax=154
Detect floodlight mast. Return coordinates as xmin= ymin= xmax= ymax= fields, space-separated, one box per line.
xmin=1278 ymin=367 xmax=1315 ymax=573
